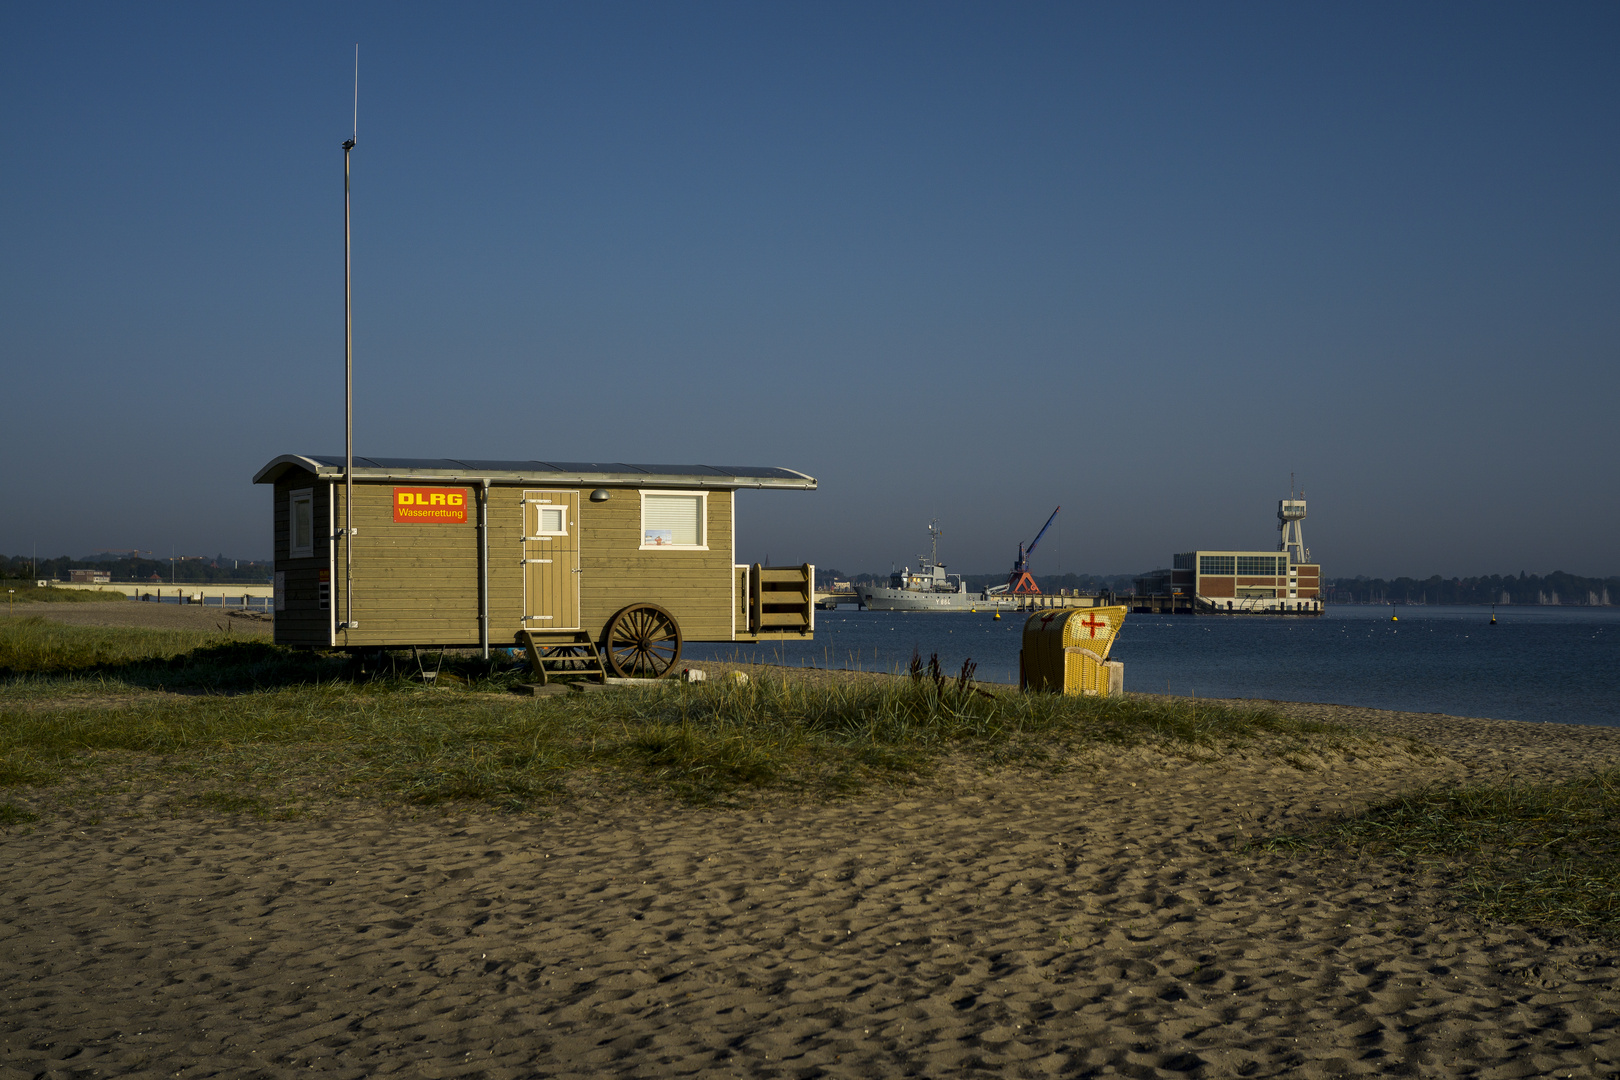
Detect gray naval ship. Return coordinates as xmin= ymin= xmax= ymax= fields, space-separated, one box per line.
xmin=854 ymin=522 xmax=1018 ymax=612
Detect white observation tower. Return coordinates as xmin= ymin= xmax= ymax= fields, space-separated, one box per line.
xmin=1277 ymin=478 xmax=1308 ymax=565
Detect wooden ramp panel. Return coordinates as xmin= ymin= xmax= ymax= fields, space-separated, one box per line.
xmin=753 ymin=563 xmax=813 ymax=633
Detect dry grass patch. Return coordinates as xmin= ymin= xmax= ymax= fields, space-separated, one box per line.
xmin=1265 ymin=770 xmax=1620 ymax=940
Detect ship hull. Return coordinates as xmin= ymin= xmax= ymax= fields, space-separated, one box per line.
xmin=855 ymin=586 xmax=1018 ymax=612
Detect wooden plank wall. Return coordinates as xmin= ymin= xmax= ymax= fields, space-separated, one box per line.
xmin=273 ymin=472 xmax=331 ymax=648
xmin=577 ymin=488 xmax=733 ymax=643
xmin=321 ymin=483 xmax=735 ymax=649
xmin=332 ymin=483 xmax=505 ymax=649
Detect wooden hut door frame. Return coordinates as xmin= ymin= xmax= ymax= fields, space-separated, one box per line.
xmin=521 ymin=489 xmax=582 ymax=631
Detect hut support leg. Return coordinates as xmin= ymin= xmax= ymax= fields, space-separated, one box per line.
xmin=410 ymin=645 xmax=445 ymax=683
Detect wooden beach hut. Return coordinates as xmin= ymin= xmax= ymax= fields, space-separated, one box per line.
xmin=253 ymin=455 xmax=817 ymax=678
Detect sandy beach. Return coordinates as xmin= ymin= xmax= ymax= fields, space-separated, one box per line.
xmin=5 ymin=607 xmax=1620 ymax=1076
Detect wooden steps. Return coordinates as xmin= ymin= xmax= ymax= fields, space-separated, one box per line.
xmin=516 ymin=629 xmax=608 ymax=685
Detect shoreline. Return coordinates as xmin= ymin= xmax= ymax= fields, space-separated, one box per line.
xmin=11 ymin=601 xmax=1618 ymax=755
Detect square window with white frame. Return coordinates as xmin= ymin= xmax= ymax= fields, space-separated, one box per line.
xmin=289 ymin=489 xmax=315 ymax=559
xmin=534 ymin=505 xmax=567 ymax=535
xmin=641 ymin=491 xmax=706 ymax=549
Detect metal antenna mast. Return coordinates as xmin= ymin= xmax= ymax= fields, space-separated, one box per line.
xmin=341 ymin=44 xmax=358 ymax=632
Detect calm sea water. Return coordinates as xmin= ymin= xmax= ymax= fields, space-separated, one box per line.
xmin=685 ymin=605 xmax=1620 ymax=727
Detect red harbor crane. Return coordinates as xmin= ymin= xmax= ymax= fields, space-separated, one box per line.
xmin=1005 ymin=506 xmax=1060 ymax=594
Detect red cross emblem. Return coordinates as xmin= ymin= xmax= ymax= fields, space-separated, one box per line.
xmin=1080 ymin=613 xmax=1109 ymax=638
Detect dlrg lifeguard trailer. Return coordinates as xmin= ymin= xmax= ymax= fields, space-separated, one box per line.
xmin=254 ymin=455 xmax=817 ymax=678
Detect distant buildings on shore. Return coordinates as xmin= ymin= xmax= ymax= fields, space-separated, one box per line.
xmin=1133 ymin=493 xmax=1324 ymax=615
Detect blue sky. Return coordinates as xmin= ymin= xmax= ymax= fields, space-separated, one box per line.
xmin=3 ymin=3 xmax=1616 ymax=578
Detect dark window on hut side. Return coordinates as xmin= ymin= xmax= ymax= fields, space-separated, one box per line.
xmin=289 ymin=489 xmax=315 ymax=559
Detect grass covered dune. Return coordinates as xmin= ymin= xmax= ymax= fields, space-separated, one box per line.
xmin=10 ymin=617 xmax=1620 ymax=1077
xmin=0 ymin=616 xmax=1373 ymax=811
xmin=1 ymin=583 xmax=129 ymax=603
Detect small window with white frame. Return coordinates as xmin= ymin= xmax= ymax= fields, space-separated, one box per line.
xmin=532 ymin=504 xmax=567 ymax=536
xmin=289 ymin=488 xmax=315 ymax=559
xmin=641 ymin=491 xmax=706 ymax=549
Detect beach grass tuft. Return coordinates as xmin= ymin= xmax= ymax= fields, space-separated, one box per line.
xmin=1265 ymin=771 xmax=1620 ymax=939
xmin=0 ymin=801 xmax=39 ymax=827
xmin=183 ymin=790 xmax=271 ymax=816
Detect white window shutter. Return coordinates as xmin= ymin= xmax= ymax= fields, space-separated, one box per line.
xmin=643 ymin=495 xmax=701 ymax=546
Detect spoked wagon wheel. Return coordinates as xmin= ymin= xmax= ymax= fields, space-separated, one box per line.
xmin=604 ymin=604 xmax=683 ymax=679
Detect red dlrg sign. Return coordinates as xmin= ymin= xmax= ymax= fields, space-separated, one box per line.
xmin=393 ymin=487 xmax=469 ymax=524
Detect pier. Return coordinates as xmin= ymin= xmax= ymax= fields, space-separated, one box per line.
xmin=815 ymin=587 xmax=1201 ymax=615
xmin=1126 ymin=594 xmax=1196 ymax=614
xmin=815 ymin=589 xmax=1165 ymax=612
xmin=1002 ymin=592 xmax=1115 ymax=611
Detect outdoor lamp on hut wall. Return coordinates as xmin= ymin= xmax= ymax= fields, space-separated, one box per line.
xmin=590 ymin=489 xmax=611 ymax=502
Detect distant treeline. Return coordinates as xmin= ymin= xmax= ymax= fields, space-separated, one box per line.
xmin=2 ymin=554 xmax=273 ymax=584
xmin=1324 ymin=572 xmax=1617 ymax=606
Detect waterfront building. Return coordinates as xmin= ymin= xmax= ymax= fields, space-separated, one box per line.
xmin=1148 ymin=493 xmax=1323 ymax=615
xmin=1169 ymin=551 xmax=1322 ymax=614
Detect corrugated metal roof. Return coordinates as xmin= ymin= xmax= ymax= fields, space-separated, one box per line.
xmin=252 ymin=454 xmax=816 ymax=490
